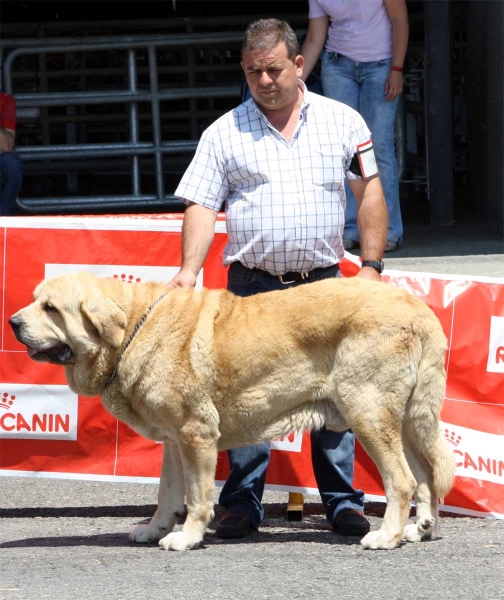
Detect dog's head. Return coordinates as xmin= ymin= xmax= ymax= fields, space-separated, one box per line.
xmin=9 ymin=272 xmax=128 ymax=372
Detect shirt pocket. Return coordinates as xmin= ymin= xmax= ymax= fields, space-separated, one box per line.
xmin=311 ymin=144 xmax=346 ymax=189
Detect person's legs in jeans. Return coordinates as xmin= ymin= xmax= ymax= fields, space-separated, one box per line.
xmin=0 ymin=152 xmax=23 ymax=216
xmin=321 ymin=54 xmax=361 ymax=244
xmin=218 ymin=264 xmax=282 ymax=530
xmin=311 ymin=428 xmax=365 ymax=522
xmin=219 ymin=263 xmax=367 ymax=535
xmin=359 ymin=60 xmax=403 ymax=245
xmin=321 ymin=54 xmax=403 ymax=246
xmin=219 ymin=443 xmax=270 ymax=529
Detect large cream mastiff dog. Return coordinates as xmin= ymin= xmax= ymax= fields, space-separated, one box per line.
xmin=10 ymin=272 xmax=455 ymax=551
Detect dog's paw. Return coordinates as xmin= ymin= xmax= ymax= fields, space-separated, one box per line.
xmin=361 ymin=529 xmax=401 ymax=550
xmin=402 ymin=517 xmax=436 ymax=543
xmin=402 ymin=523 xmax=423 ymax=543
xmin=129 ymin=523 xmax=167 ymax=544
xmin=159 ymin=531 xmax=201 ymax=551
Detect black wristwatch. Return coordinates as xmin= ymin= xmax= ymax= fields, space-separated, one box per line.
xmin=361 ymin=260 xmax=384 ymax=274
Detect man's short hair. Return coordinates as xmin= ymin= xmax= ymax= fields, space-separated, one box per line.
xmin=242 ymin=19 xmax=299 ymax=61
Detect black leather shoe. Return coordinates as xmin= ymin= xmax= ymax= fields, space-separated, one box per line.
xmin=333 ymin=509 xmax=371 ymax=536
xmin=215 ymin=512 xmax=255 ymax=539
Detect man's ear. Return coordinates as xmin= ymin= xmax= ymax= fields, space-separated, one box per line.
xmin=81 ymin=297 xmax=127 ymax=348
xmin=295 ymin=54 xmax=304 ymax=77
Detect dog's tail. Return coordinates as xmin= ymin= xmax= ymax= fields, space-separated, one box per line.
xmin=405 ymin=318 xmax=456 ymax=500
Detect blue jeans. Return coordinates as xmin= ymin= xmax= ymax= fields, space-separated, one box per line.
xmin=0 ymin=152 xmax=23 ymax=216
xmin=321 ymin=53 xmax=403 ymax=245
xmin=219 ymin=262 xmax=365 ymax=529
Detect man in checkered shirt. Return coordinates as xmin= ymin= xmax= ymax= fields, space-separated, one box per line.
xmin=171 ymin=18 xmax=388 ymax=540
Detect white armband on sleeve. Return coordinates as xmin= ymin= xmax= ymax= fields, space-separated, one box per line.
xmin=356 ymin=140 xmax=379 ymax=181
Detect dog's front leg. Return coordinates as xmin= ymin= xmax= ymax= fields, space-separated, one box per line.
xmin=159 ymin=432 xmax=218 ymax=551
xmin=129 ymin=442 xmax=185 ymax=544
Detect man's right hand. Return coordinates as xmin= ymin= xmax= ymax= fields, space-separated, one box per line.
xmin=167 ymin=267 xmax=198 ymax=289
xmin=170 ymin=201 xmax=218 ymax=290
xmin=0 ymin=127 xmax=16 ymax=153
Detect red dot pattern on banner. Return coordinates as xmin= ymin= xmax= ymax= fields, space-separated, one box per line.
xmin=444 ymin=429 xmax=462 ymax=447
xmin=0 ymin=393 xmax=16 ymax=409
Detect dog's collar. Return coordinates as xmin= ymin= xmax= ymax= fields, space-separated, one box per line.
xmin=104 ymin=294 xmax=168 ymax=390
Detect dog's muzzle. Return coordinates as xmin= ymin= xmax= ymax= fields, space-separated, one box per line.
xmin=8 ymin=315 xmax=73 ymax=365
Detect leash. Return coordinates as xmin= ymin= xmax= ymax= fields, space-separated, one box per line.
xmin=104 ymin=294 xmax=167 ymax=390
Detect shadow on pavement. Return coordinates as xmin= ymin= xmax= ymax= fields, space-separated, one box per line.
xmin=1 ymin=504 xmax=157 ymax=519
xmin=0 ymin=527 xmax=366 ymax=549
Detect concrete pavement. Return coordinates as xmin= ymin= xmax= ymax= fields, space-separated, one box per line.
xmin=1 ymin=477 xmax=504 ymax=600
xmin=378 ymin=221 xmax=503 ymax=277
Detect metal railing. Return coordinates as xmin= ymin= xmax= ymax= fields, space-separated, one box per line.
xmin=2 ymin=31 xmax=248 ymax=213
xmin=1 ymin=15 xmax=309 ymax=214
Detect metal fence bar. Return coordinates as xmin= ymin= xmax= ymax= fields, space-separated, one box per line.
xmin=37 ymin=23 xmax=50 ymax=146
xmin=16 ymin=194 xmax=184 ymax=213
xmin=17 ymin=141 xmax=198 ymax=153
xmin=65 ymin=52 xmax=78 ymax=192
xmin=187 ymin=22 xmax=199 ymax=141
xmin=10 ymin=63 xmax=243 ymax=81
xmin=2 ymin=32 xmax=246 ymax=92
xmin=22 ymin=158 xmax=190 ymax=174
xmin=18 ymin=109 xmax=225 ymax=125
xmin=16 ymin=141 xmax=199 ymax=161
xmin=127 ymin=48 xmax=141 ymax=197
xmin=148 ymin=45 xmax=165 ymax=201
xmin=13 ymin=86 xmax=241 ymax=108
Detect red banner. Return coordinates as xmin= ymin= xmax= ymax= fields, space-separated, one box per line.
xmin=1 ymin=215 xmax=502 ymax=519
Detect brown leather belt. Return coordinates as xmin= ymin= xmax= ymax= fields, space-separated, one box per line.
xmin=234 ymin=262 xmax=340 ymax=285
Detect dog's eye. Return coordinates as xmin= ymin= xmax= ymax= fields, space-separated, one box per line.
xmin=43 ymin=303 xmax=57 ymax=313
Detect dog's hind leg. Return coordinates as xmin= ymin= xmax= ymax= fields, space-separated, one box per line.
xmin=401 ymin=442 xmax=437 ymax=542
xmin=350 ymin=411 xmax=416 ymax=550
xmin=402 ymin=429 xmax=455 ymax=543
xmin=401 ymin=330 xmax=456 ymax=542
xmin=129 ymin=442 xmax=185 ymax=544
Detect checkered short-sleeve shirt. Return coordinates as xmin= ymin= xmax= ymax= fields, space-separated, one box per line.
xmin=175 ymin=83 xmax=372 ymax=276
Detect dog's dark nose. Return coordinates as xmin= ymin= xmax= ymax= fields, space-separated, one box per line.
xmin=9 ymin=316 xmax=22 ymax=334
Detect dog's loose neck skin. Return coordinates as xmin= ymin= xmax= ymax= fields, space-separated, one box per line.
xmin=65 ymin=279 xmax=178 ymax=398
xmin=104 ymin=292 xmax=169 ymax=389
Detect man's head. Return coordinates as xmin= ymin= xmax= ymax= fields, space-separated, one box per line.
xmin=241 ymin=19 xmax=303 ymax=114
xmin=241 ymin=18 xmax=299 ymax=60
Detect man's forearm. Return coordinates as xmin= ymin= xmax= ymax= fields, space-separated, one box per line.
xmin=352 ymin=178 xmax=388 ymax=260
xmin=181 ymin=202 xmax=218 ymax=276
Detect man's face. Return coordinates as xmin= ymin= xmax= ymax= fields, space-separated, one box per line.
xmin=241 ymin=42 xmax=303 ymax=113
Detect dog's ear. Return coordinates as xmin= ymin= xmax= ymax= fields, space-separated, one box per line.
xmin=81 ymin=297 xmax=128 ymax=348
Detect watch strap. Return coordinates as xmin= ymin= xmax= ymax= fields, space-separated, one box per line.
xmin=361 ymin=260 xmax=384 ymax=274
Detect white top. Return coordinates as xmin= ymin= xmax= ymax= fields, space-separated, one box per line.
xmin=175 ymin=82 xmax=371 ymax=276
xmin=309 ymin=0 xmax=393 ymax=62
